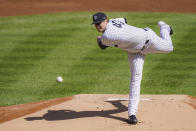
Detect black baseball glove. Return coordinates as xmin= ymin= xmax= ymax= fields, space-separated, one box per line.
xmin=97 ymin=37 xmax=108 ymax=50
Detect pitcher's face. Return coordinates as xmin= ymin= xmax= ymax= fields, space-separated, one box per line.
xmin=95 ymin=20 xmax=108 ymax=33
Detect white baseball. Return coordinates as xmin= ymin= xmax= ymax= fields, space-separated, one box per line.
xmin=56 ymin=76 xmax=63 ymax=83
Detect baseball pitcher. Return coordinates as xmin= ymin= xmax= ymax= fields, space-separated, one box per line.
xmin=91 ymin=12 xmax=173 ymax=124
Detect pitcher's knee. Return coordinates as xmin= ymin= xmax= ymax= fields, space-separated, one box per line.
xmin=167 ymin=46 xmax=174 ymax=53
xmin=163 ymin=43 xmax=173 ymax=53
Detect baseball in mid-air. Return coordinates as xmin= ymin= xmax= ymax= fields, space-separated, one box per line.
xmin=56 ymin=76 xmax=63 ymax=83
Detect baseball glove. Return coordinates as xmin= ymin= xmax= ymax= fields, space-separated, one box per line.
xmin=97 ymin=36 xmax=108 ymax=50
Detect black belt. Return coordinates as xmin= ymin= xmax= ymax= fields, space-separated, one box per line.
xmin=141 ymin=28 xmax=149 ymax=51
xmin=144 ymin=28 xmax=147 ymax=31
xmin=141 ymin=40 xmax=149 ymax=51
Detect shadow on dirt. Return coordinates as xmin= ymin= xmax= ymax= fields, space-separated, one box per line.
xmin=25 ymin=100 xmax=128 ymax=122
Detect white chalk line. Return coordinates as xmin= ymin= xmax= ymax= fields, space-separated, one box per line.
xmin=105 ymin=98 xmax=151 ymax=101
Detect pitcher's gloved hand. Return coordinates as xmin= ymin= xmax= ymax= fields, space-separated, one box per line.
xmin=97 ymin=36 xmax=108 ymax=50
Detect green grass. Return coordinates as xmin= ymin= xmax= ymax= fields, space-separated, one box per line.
xmin=0 ymin=12 xmax=196 ymax=106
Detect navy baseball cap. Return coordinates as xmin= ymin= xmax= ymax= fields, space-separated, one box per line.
xmin=91 ymin=12 xmax=107 ymax=24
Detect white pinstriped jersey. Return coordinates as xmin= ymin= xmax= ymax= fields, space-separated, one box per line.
xmin=101 ymin=18 xmax=148 ymax=53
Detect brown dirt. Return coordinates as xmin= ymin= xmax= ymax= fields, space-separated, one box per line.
xmin=0 ymin=96 xmax=73 ymax=123
xmin=0 ymin=0 xmax=196 ymax=16
xmin=186 ymin=96 xmax=196 ymax=109
xmin=0 ymin=94 xmax=196 ymax=131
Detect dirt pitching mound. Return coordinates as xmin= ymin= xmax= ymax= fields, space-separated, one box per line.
xmin=0 ymin=94 xmax=196 ymax=131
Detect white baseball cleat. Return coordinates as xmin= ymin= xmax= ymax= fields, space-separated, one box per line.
xmin=158 ymin=21 xmax=173 ymax=35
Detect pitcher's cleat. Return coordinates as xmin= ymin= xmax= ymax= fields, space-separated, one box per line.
xmin=128 ymin=115 xmax=138 ymax=124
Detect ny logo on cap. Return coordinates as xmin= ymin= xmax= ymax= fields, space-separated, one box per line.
xmin=94 ymin=15 xmax=98 ymax=20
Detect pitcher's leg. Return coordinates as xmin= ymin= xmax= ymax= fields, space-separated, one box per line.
xmin=158 ymin=21 xmax=173 ymax=46
xmin=142 ymin=28 xmax=173 ymax=54
xmin=127 ymin=52 xmax=145 ymax=116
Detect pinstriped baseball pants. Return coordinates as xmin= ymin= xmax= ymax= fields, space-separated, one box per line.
xmin=127 ymin=52 xmax=145 ymax=116
xmin=127 ymin=24 xmax=173 ymax=116
xmin=141 ymin=26 xmax=173 ymax=54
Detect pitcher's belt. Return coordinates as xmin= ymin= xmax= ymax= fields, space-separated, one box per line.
xmin=141 ymin=28 xmax=149 ymax=51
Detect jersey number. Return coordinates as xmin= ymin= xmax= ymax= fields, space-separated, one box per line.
xmin=112 ymin=20 xmax=124 ymax=28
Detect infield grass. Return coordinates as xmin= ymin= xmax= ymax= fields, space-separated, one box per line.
xmin=0 ymin=12 xmax=196 ymax=106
